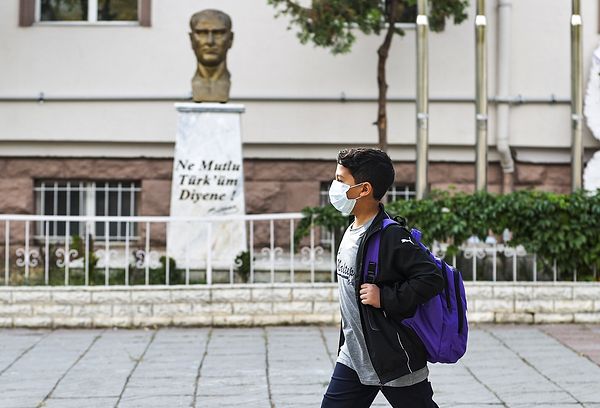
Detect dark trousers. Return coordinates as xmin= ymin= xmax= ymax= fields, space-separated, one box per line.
xmin=321 ymin=363 xmax=440 ymax=408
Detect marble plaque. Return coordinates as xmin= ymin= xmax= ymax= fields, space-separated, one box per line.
xmin=584 ymin=150 xmax=600 ymax=193
xmin=168 ymin=103 xmax=246 ymax=270
xmin=584 ymin=45 xmax=600 ymax=141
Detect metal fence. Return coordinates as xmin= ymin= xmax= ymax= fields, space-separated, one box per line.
xmin=0 ymin=214 xmax=595 ymax=286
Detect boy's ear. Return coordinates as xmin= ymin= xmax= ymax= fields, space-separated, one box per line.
xmin=359 ymin=182 xmax=375 ymax=199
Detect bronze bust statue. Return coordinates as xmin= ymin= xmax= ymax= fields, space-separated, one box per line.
xmin=189 ymin=9 xmax=234 ymax=103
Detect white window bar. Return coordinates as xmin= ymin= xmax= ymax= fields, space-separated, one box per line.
xmin=87 ymin=182 xmax=96 ymax=237
xmin=79 ymin=182 xmax=85 ymax=237
xmin=66 ymin=182 xmax=71 ymax=237
xmin=532 ymin=253 xmax=537 ymax=282
xmin=53 ymin=181 xmax=58 ymax=239
xmin=130 ymin=182 xmax=135 ymax=243
xmin=117 ymin=182 xmax=122 ymax=240
xmin=38 ymin=182 xmax=44 ymax=239
xmin=553 ymin=259 xmax=558 ymax=282
xmin=104 ymin=183 xmax=109 ymax=240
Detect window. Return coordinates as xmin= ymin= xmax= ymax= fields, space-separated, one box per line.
xmin=34 ymin=181 xmax=141 ymax=241
xmin=19 ymin=0 xmax=151 ymax=26
xmin=384 ymin=184 xmax=417 ymax=202
xmin=40 ymin=0 xmax=137 ymax=22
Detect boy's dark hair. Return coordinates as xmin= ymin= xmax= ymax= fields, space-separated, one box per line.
xmin=337 ymin=148 xmax=395 ymax=200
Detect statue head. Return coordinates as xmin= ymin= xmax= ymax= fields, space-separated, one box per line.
xmin=189 ymin=9 xmax=234 ymax=68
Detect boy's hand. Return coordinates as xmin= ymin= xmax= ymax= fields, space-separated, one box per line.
xmin=359 ymin=284 xmax=381 ymax=308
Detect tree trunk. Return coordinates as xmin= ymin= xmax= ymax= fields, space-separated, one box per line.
xmin=376 ymin=0 xmax=399 ymax=152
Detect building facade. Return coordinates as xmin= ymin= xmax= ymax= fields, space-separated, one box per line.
xmin=1 ymin=0 xmax=600 ymax=227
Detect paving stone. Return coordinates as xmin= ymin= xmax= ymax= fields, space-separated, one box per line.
xmin=0 ymin=325 xmax=598 ymax=407
xmin=41 ymin=397 xmax=119 ymax=408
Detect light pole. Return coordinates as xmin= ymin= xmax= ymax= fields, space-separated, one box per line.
xmin=571 ymin=0 xmax=583 ymax=192
xmin=475 ymin=0 xmax=488 ymax=192
xmin=415 ymin=0 xmax=429 ymax=200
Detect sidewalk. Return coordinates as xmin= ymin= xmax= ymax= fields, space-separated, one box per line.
xmin=0 ymin=325 xmax=599 ymax=408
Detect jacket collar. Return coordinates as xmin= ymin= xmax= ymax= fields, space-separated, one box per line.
xmin=361 ymin=202 xmax=390 ymax=239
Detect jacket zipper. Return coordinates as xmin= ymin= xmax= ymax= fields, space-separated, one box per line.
xmin=354 ymin=219 xmax=387 ymax=385
xmin=383 ymin=308 xmax=413 ymax=374
xmin=396 ymin=331 xmax=413 ymax=373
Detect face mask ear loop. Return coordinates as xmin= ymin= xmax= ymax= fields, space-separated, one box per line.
xmin=348 ymin=182 xmax=367 ymax=200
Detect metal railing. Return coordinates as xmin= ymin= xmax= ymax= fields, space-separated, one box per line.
xmin=0 ymin=214 xmax=596 ymax=286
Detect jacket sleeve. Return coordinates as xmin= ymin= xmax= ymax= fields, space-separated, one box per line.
xmin=378 ymin=226 xmax=445 ymax=320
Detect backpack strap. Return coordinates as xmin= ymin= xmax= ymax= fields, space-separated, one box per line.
xmin=363 ymin=218 xmax=398 ymax=283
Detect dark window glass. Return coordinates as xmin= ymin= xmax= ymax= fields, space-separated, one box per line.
xmin=41 ymin=0 xmax=87 ymax=21
xmin=98 ymin=0 xmax=138 ymax=21
xmin=396 ymin=5 xmax=417 ymax=23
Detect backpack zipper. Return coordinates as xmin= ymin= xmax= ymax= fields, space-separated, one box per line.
xmin=454 ymin=270 xmax=464 ymax=333
xmin=442 ymin=263 xmax=452 ymax=310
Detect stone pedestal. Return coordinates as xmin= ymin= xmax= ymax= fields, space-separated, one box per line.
xmin=584 ymin=45 xmax=600 ymax=141
xmin=168 ymin=103 xmax=246 ymax=270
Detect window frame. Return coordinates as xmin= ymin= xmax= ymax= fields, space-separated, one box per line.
xmin=20 ymin=0 xmax=151 ymax=27
xmin=34 ymin=180 xmax=141 ymax=243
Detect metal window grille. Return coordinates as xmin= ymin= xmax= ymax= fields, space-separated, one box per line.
xmin=384 ymin=184 xmax=417 ymax=202
xmin=34 ymin=181 xmax=140 ymax=241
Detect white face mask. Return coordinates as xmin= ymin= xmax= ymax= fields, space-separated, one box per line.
xmin=328 ymin=180 xmax=363 ymax=216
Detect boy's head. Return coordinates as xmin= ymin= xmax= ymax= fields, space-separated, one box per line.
xmin=334 ymin=148 xmax=395 ymax=203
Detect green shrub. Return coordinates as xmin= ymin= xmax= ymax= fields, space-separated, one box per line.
xmin=297 ymin=190 xmax=600 ymax=279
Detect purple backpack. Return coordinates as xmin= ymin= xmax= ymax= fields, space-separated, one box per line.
xmin=363 ymin=218 xmax=468 ymax=364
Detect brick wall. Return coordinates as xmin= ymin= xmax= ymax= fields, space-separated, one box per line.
xmin=0 ymin=158 xmax=572 ymax=218
xmin=0 ymin=282 xmax=599 ymax=328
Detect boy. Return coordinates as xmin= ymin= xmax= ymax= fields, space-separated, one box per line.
xmin=321 ymin=148 xmax=444 ymax=408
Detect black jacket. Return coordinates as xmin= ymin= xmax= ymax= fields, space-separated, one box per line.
xmin=338 ymin=203 xmax=445 ymax=385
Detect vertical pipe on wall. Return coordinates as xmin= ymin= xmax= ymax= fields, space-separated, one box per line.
xmin=496 ymin=0 xmax=515 ymax=193
xmin=475 ymin=0 xmax=489 ymax=192
xmin=416 ymin=0 xmax=430 ymax=200
xmin=571 ymin=0 xmax=583 ymax=192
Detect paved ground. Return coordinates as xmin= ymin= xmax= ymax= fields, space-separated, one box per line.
xmin=0 ymin=325 xmax=599 ymax=408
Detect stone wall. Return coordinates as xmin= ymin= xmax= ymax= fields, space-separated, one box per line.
xmin=0 ymin=282 xmax=598 ymax=328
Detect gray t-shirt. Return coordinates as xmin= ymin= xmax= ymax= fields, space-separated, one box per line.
xmin=336 ymin=217 xmax=428 ymax=387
